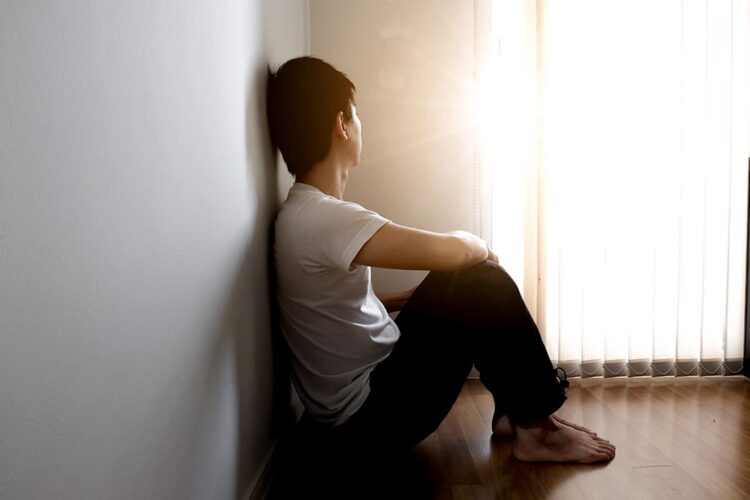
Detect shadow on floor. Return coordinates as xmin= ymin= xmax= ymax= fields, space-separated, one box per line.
xmin=266 ymin=422 xmax=442 ymax=500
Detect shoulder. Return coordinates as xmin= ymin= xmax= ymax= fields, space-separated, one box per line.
xmin=275 ymin=191 xmax=391 ymax=272
xmin=285 ymin=192 xmax=383 ymax=225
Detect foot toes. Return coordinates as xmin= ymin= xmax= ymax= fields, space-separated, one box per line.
xmin=602 ymin=441 xmax=615 ymax=452
xmin=593 ymin=446 xmax=614 ymax=461
xmin=597 ymin=444 xmax=616 ymax=458
xmin=552 ymin=415 xmax=599 ymax=436
xmin=593 ymin=435 xmax=612 ymax=445
xmin=596 ymin=443 xmax=613 ymax=453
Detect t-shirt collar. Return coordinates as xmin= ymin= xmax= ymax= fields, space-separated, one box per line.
xmin=292 ymin=182 xmax=326 ymax=196
xmin=291 ymin=181 xmax=330 ymax=196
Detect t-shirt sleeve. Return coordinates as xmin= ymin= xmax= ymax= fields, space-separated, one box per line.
xmin=300 ymin=199 xmax=391 ymax=272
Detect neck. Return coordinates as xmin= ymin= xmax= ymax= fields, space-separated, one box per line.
xmin=296 ymin=157 xmax=351 ymax=200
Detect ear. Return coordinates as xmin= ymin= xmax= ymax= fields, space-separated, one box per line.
xmin=333 ymin=111 xmax=349 ymax=141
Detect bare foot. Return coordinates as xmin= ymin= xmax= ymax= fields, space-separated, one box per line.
xmin=492 ymin=414 xmax=514 ymax=437
xmin=494 ymin=413 xmax=598 ymax=438
xmin=512 ymin=417 xmax=615 ymax=463
xmin=552 ymin=414 xmax=598 ymax=437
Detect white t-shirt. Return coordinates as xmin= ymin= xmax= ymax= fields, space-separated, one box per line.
xmin=274 ymin=181 xmax=401 ymax=427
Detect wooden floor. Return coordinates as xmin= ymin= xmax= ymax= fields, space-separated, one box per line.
xmin=268 ymin=376 xmax=750 ymax=500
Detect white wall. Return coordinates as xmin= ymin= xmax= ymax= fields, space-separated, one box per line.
xmin=309 ymin=0 xmax=489 ymax=294
xmin=0 ymin=1 xmax=306 ymax=499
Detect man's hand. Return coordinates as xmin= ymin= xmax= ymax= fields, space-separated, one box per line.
xmin=486 ymin=245 xmax=499 ymax=264
xmin=376 ymin=286 xmax=418 ymax=313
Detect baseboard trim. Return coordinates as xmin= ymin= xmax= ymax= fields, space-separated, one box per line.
xmin=244 ymin=435 xmax=279 ymax=500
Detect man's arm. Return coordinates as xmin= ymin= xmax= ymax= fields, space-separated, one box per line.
xmin=352 ymin=223 xmax=492 ymax=272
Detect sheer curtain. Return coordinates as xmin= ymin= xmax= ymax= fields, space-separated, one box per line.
xmin=481 ymin=0 xmax=750 ymax=377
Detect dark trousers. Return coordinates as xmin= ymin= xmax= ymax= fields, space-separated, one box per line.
xmin=272 ymin=260 xmax=569 ymax=499
xmin=328 ymin=259 xmax=568 ymax=457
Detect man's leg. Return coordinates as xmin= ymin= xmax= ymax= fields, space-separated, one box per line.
xmin=330 ymin=304 xmax=475 ymax=458
xmin=394 ymin=260 xmax=616 ymax=463
xmin=396 ymin=260 xmax=566 ymax=424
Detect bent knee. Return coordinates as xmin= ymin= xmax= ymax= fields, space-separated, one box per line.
xmin=424 ymin=259 xmax=510 ymax=283
xmin=453 ymin=260 xmax=517 ymax=289
xmin=405 ymin=260 xmax=521 ymax=316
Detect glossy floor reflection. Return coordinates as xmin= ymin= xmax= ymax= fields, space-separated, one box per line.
xmin=268 ymin=375 xmax=750 ymax=499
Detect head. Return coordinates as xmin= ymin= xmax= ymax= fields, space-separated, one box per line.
xmin=266 ymin=56 xmax=361 ymax=177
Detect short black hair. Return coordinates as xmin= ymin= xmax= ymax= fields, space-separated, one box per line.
xmin=266 ymin=56 xmax=357 ymax=177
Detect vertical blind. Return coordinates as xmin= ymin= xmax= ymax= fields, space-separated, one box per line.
xmin=484 ymin=0 xmax=750 ymax=377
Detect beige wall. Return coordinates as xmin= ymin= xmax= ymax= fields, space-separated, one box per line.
xmin=0 ymin=1 xmax=306 ymax=499
xmin=309 ymin=0 xmax=489 ymax=293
